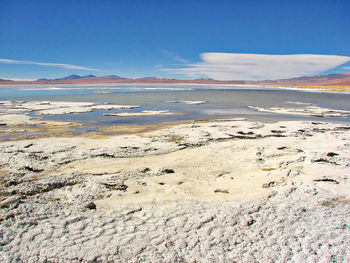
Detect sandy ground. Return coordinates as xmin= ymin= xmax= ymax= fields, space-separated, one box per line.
xmin=0 ymin=118 xmax=349 ymax=262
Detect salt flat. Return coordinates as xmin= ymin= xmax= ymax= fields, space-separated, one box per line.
xmin=0 ymin=118 xmax=349 ymax=262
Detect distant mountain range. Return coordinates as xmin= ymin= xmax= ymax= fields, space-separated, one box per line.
xmin=1 ymin=72 xmax=349 ymax=86
xmin=37 ymin=74 xmax=126 ymax=81
xmin=251 ymin=72 xmax=350 ymax=86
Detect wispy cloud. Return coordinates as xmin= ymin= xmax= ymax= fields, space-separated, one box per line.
xmin=161 ymin=50 xmax=189 ymax=64
xmin=0 ymin=58 xmax=99 ymax=71
xmin=162 ymin=53 xmax=350 ymax=80
xmin=0 ymin=77 xmax=36 ymax=81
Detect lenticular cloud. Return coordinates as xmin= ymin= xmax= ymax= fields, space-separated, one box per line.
xmin=168 ymin=53 xmax=350 ymax=80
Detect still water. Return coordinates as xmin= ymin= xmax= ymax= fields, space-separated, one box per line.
xmin=1 ymin=84 xmax=349 ymax=126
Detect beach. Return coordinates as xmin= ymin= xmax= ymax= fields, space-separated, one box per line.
xmin=0 ymin=112 xmax=349 ymax=261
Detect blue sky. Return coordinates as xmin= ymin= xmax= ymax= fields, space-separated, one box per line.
xmin=0 ymin=0 xmax=349 ymax=80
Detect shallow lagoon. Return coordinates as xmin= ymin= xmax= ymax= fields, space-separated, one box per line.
xmin=1 ymin=83 xmax=350 ymax=126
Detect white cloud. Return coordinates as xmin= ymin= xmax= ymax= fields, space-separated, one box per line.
xmin=0 ymin=58 xmax=99 ymax=71
xmin=163 ymin=53 xmax=350 ymax=80
xmin=161 ymin=50 xmax=189 ymax=63
xmin=0 ymin=77 xmax=36 ymax=81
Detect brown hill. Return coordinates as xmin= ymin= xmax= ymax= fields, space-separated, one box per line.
xmin=0 ymin=72 xmax=349 ymax=86
xmin=252 ymin=72 xmax=350 ymax=86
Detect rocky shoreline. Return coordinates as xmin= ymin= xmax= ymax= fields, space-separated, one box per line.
xmin=0 ymin=119 xmax=349 ymax=262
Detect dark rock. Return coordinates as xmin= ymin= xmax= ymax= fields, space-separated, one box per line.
xmin=86 ymin=202 xmax=96 ymax=210
xmin=314 ymin=178 xmax=339 ymax=184
xmin=334 ymin=126 xmax=350 ymax=131
xmin=162 ymin=169 xmax=175 ymax=174
xmin=312 ymin=128 xmax=328 ymax=133
xmin=23 ymin=166 xmax=44 ymax=173
xmin=93 ymin=153 xmax=116 ymax=158
xmin=165 ymin=241 xmax=173 ymax=248
xmin=313 ymin=158 xmax=338 ymax=165
xmin=271 ymin=130 xmax=285 ymax=134
xmin=326 ymin=152 xmax=339 ymax=157
xmin=263 ymin=181 xmax=276 ymax=188
xmin=277 ymin=146 xmax=287 ymax=150
xmin=237 ymin=131 xmax=254 ymax=135
xmin=214 ymin=189 xmax=229 ymax=194
xmin=141 ymin=167 xmax=151 ymax=173
xmin=102 ymin=182 xmax=128 ymax=191
xmin=126 ymin=207 xmax=142 ymax=215
xmin=6 ymin=179 xmax=20 ymax=187
xmin=246 ymin=218 xmax=255 ymax=226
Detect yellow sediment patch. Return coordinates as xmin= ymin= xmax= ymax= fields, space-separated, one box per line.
xmin=0 ymin=119 xmax=198 ymax=141
xmin=298 ymin=85 xmax=350 ymax=93
xmin=0 ymin=170 xmax=10 ymax=181
xmin=81 ymin=120 xmax=197 ymax=139
xmin=261 ymin=168 xmax=276 ymax=171
xmin=0 ymin=121 xmax=81 ymax=141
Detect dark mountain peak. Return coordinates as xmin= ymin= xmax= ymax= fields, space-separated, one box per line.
xmin=37 ymin=74 xmax=97 ymax=81
xmin=195 ymin=77 xmax=215 ymax=81
xmin=68 ymin=74 xmax=79 ymax=78
xmin=56 ymin=74 xmax=84 ymax=81
xmin=100 ymin=75 xmax=125 ymax=79
xmin=83 ymin=74 xmax=96 ymax=79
